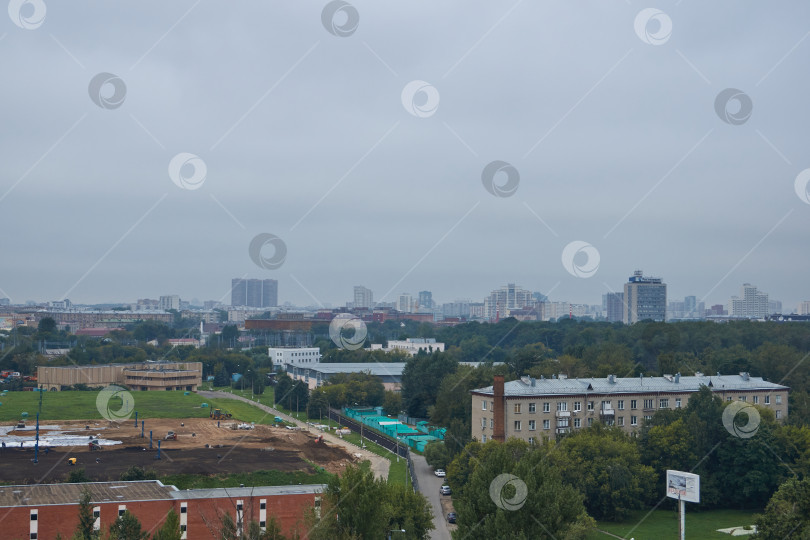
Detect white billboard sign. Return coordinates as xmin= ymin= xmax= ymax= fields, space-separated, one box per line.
xmin=666 ymin=470 xmax=700 ymax=503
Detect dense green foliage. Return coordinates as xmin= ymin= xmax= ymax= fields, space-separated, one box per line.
xmin=755 ymin=476 xmax=810 ymax=538
xmin=451 ymin=439 xmax=594 ymax=540
xmin=305 ymin=463 xmax=433 ymax=540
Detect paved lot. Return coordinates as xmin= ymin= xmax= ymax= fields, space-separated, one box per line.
xmin=411 ymin=454 xmax=453 ymax=540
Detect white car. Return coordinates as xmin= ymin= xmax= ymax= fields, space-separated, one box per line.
xmin=434 ymin=469 xmax=446 ymax=477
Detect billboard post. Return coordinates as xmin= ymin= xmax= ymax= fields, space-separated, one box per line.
xmin=666 ymin=470 xmax=700 ymax=540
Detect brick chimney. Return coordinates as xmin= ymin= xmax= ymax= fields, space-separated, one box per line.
xmin=493 ymin=375 xmax=505 ymax=442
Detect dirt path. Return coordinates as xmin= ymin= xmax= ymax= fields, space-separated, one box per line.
xmin=199 ymin=391 xmax=390 ymax=481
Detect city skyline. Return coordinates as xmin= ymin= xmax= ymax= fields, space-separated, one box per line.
xmin=0 ymin=4 xmax=808 ymax=316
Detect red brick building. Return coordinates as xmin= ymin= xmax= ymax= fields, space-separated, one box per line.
xmin=0 ymin=480 xmax=324 ymax=539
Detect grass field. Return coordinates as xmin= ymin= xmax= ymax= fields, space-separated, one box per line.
xmin=0 ymin=390 xmax=212 ymax=421
xmin=587 ymin=508 xmax=760 ymax=540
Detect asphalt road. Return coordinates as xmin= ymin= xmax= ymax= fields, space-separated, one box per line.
xmin=411 ymin=453 xmax=453 ymax=540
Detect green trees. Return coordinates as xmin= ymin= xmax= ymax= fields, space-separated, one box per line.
xmin=550 ymin=424 xmax=655 ymax=521
xmin=307 ymin=464 xmax=433 ymax=540
xmin=107 ymin=510 xmax=148 ymax=540
xmin=423 ymin=441 xmax=449 ymax=470
xmin=73 ymin=488 xmax=96 ymax=540
xmin=401 ymin=352 xmax=458 ymax=418
xmin=452 ymin=439 xmax=593 ymax=540
xmin=151 ymin=509 xmax=182 ymax=540
xmin=755 ymin=476 xmax=810 ymax=538
xmin=383 ymin=390 xmax=403 ymax=416
xmin=38 ymin=316 xmax=57 ymax=334
xmin=273 ymin=373 xmax=309 ymax=414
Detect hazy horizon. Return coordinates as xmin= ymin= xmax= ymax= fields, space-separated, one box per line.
xmin=1 ymin=2 xmax=808 ymax=311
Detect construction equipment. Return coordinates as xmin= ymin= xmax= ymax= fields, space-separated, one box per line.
xmin=67 ymin=458 xmax=77 ymax=465
xmin=165 ymin=431 xmax=177 ymax=440
xmin=88 ymin=440 xmax=101 ymax=451
xmin=210 ymin=408 xmax=232 ymax=420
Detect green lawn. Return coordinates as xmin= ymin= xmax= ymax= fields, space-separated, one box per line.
xmin=587 ymin=508 xmax=760 ymax=540
xmin=0 ymin=390 xmax=212 ymax=422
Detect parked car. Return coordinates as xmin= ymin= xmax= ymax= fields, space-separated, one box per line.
xmin=440 ymin=485 xmax=452 ymax=495
xmin=447 ymin=512 xmax=457 ymax=524
xmin=434 ymin=469 xmax=446 ymax=477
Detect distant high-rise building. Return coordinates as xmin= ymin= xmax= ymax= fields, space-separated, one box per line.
xmin=417 ymin=291 xmax=433 ymax=311
xmin=604 ymin=292 xmax=625 ymax=322
xmin=684 ymin=296 xmax=697 ymax=318
xmin=0 ymin=298 xmax=9 ymax=306
xmin=353 ymin=286 xmax=374 ymax=309
xmin=707 ymin=304 xmax=726 ymax=317
xmin=484 ymin=283 xmax=533 ymax=320
xmin=442 ymin=301 xmax=471 ymax=318
xmin=159 ymin=295 xmax=181 ymax=311
xmin=798 ymin=301 xmax=810 ymax=315
xmin=231 ymin=279 xmax=278 ymax=308
xmin=728 ymin=284 xmax=768 ymax=319
xmin=623 ymin=271 xmax=666 ymax=324
xmin=397 ymin=293 xmax=413 ymax=313
xmin=768 ymin=300 xmax=782 ymax=315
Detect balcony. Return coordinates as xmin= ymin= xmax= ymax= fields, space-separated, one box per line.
xmin=599 ymin=408 xmax=615 ymax=416
xmin=556 ymin=428 xmax=571 ymax=434
xmin=555 ymin=410 xmax=571 ymax=418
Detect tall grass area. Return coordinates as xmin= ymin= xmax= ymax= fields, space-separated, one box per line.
xmin=161 ymin=469 xmax=332 ymax=490
xmin=587 ymin=508 xmax=760 ymax=540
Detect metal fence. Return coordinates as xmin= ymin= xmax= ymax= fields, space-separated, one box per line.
xmin=328 ymin=408 xmax=408 ymax=459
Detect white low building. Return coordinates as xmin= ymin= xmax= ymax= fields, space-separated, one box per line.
xmin=269 ymin=347 xmax=321 ymax=368
xmin=372 ymin=338 xmax=445 ymax=356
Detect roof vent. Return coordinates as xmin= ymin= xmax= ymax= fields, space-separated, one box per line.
xmin=607 ymin=374 xmax=616 ymax=384
xmin=530 ymin=377 xmax=536 ymax=387
xmin=695 ymin=371 xmax=703 ymax=377
xmin=740 ymin=372 xmax=750 ymax=381
xmin=674 ymin=373 xmax=680 ymax=383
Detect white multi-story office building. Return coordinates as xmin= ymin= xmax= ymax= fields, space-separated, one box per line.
xmin=269 ymin=347 xmax=321 ymax=368
xmin=353 ymin=286 xmax=374 ymax=309
xmin=159 ymin=295 xmax=181 ymax=311
xmin=728 ymin=284 xmax=769 ymax=319
xmin=397 ymin=293 xmax=413 ymax=313
xmin=484 ymin=283 xmax=533 ymax=321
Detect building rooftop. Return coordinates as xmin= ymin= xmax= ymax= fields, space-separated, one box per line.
xmin=472 ymin=373 xmax=789 ymax=397
xmin=0 ymin=480 xmax=177 ymax=508
xmin=286 ymin=362 xmax=407 ymax=376
xmin=170 ymin=484 xmax=325 ymax=500
xmin=0 ymin=481 xmax=326 ymax=508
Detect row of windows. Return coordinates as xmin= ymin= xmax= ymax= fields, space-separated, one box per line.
xmin=509 ymin=415 xmax=655 ymax=432
xmin=484 ymin=394 xmax=783 ymax=413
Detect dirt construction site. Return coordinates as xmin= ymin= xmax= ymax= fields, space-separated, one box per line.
xmin=0 ymin=417 xmax=359 ymax=484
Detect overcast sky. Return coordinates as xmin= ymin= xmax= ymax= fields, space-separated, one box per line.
xmin=1 ymin=1 xmax=809 ymax=310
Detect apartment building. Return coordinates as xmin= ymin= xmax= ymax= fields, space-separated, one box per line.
xmin=471 ymin=373 xmax=789 ymax=444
